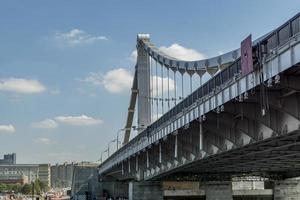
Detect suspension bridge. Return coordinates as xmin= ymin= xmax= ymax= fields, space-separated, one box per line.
xmin=97 ymin=12 xmax=300 ymax=200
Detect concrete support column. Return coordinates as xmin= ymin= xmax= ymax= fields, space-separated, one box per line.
xmin=128 ymin=181 xmax=163 ymax=200
xmin=199 ymin=121 xmax=203 ymax=151
xmin=205 ymin=181 xmax=233 ymax=200
xmin=159 ymin=143 xmax=162 ymax=163
xmin=138 ymin=152 xmax=147 ymax=181
xmin=128 ymin=158 xmax=131 ymax=174
xmin=136 ymin=155 xmax=138 ymax=171
xmin=146 ymin=150 xmax=149 ymax=168
xmin=174 ymin=134 xmax=178 ymax=158
xmin=100 ymin=181 xmax=128 ymax=199
xmin=274 ymin=178 xmax=300 ymax=200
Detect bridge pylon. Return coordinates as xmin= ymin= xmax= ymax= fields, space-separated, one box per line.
xmin=136 ymin=34 xmax=151 ymax=133
xmin=123 ymin=34 xmax=151 ymax=144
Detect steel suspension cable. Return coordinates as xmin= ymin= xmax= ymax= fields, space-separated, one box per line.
xmin=155 ymin=60 xmax=159 ymax=120
xmin=190 ymin=75 xmax=193 ymax=94
xmin=199 ymin=75 xmax=202 ymax=86
xmin=198 ymin=75 xmax=202 ymax=99
xmin=161 ymin=63 xmax=164 ymax=114
xmin=150 ymin=57 xmax=154 ymax=122
xmin=174 ymin=70 xmax=177 ymax=106
xmin=167 ymin=67 xmax=170 ymax=110
xmin=181 ymin=73 xmax=184 ymax=100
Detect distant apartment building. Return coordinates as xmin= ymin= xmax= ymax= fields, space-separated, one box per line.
xmin=0 ymin=174 xmax=28 ymax=184
xmin=0 ymin=164 xmax=39 ymax=184
xmin=0 ymin=164 xmax=51 ymax=187
xmin=51 ymin=162 xmax=75 ymax=188
xmin=71 ymin=162 xmax=98 ymax=199
xmin=38 ymin=164 xmax=51 ymax=187
xmin=0 ymin=153 xmax=16 ymax=165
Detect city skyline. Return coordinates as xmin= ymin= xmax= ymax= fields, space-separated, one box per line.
xmin=1 ymin=0 xmax=300 ymax=164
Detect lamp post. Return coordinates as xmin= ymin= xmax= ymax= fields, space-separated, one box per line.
xmin=133 ymin=125 xmax=145 ymax=132
xmin=31 ymin=181 xmax=34 ymax=200
xmin=130 ymin=125 xmax=146 ymax=138
xmin=108 ymin=139 xmax=117 ymax=157
xmin=117 ymin=128 xmax=126 ymax=150
xmin=100 ymin=149 xmax=108 ymax=163
xmin=118 ymin=126 xmax=146 ymax=146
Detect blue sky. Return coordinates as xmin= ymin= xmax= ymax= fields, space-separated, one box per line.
xmin=0 ymin=0 xmax=299 ymax=164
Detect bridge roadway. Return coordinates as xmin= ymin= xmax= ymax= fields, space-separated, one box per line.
xmin=98 ymin=12 xmax=300 ymax=200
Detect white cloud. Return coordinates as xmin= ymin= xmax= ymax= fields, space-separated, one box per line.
xmin=55 ymin=29 xmax=108 ymax=46
xmin=0 ymin=124 xmax=15 ymax=133
xmin=151 ymin=76 xmax=175 ymax=96
xmin=31 ymin=119 xmax=58 ymax=129
xmin=81 ymin=68 xmax=133 ymax=94
xmin=129 ymin=50 xmax=137 ymax=62
xmin=0 ymin=78 xmax=46 ymax=94
xmin=159 ymin=43 xmax=206 ymax=61
xmin=34 ymin=137 xmax=55 ymax=145
xmin=102 ymin=68 xmax=133 ymax=93
xmin=80 ymin=72 xmax=103 ymax=85
xmin=55 ymin=115 xmax=103 ymax=126
xmin=129 ymin=44 xmax=205 ymax=63
xmin=81 ymin=69 xmax=175 ymax=95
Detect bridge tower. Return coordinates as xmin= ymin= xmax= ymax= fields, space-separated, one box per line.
xmin=136 ymin=34 xmax=151 ymax=132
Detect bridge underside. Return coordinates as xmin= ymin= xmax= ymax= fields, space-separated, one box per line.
xmin=152 ymin=64 xmax=300 ymax=181
xmin=158 ymin=129 xmax=300 ymax=181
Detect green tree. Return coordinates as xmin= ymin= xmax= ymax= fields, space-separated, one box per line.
xmin=6 ymin=184 xmax=12 ymax=192
xmin=34 ymin=179 xmax=50 ymax=193
xmin=0 ymin=183 xmax=7 ymax=192
xmin=14 ymin=184 xmax=22 ymax=193
xmin=39 ymin=181 xmax=49 ymax=192
xmin=34 ymin=180 xmax=41 ymax=195
xmin=21 ymin=184 xmax=32 ymax=195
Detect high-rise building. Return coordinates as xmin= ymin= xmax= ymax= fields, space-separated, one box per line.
xmin=0 ymin=153 xmax=16 ymax=165
xmin=51 ymin=162 xmax=75 ymax=188
xmin=38 ymin=164 xmax=51 ymax=188
xmin=71 ymin=162 xmax=98 ymax=198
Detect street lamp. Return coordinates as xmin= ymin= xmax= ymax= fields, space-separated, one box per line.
xmin=117 ymin=128 xmax=126 ymax=150
xmin=129 ymin=125 xmax=146 ymax=138
xmin=31 ymin=181 xmax=34 ymax=200
xmin=108 ymin=139 xmax=117 ymax=157
xmin=119 ymin=126 xmax=146 ymax=146
xmin=133 ymin=125 xmax=146 ymax=131
xmin=100 ymin=149 xmax=108 ymax=163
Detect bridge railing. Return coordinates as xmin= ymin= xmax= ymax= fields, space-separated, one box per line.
xmin=263 ymin=13 xmax=300 ymax=54
xmin=98 ymin=12 xmax=300 ymax=175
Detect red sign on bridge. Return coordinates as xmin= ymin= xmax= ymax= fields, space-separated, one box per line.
xmin=241 ymin=35 xmax=253 ymax=75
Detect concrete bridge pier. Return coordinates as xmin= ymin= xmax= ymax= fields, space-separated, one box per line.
xmin=205 ymin=181 xmax=233 ymax=200
xmin=99 ymin=181 xmax=128 ymax=199
xmin=128 ymin=181 xmax=163 ymax=200
xmin=274 ymin=178 xmax=300 ymax=200
xmin=99 ymin=180 xmax=163 ymax=200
